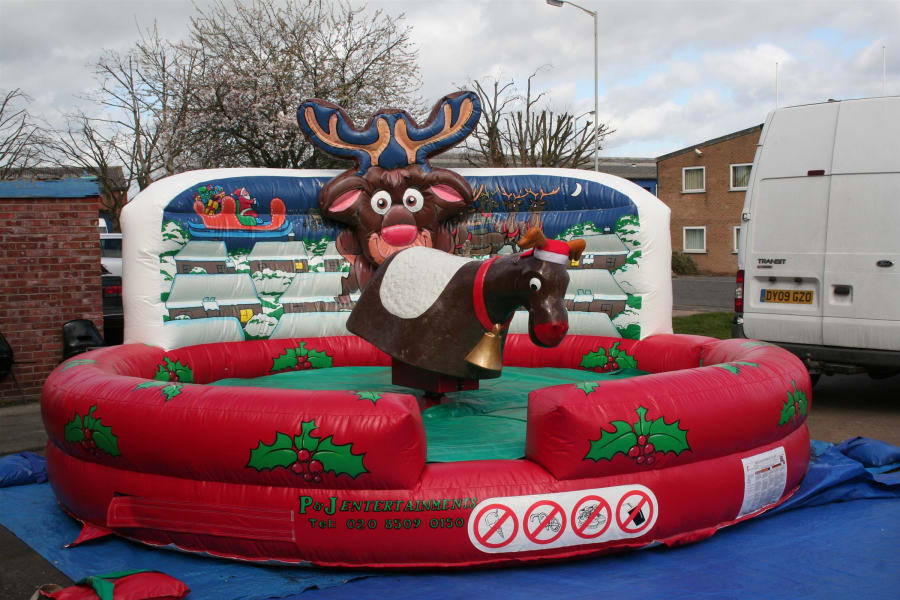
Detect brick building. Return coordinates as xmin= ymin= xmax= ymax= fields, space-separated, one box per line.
xmin=657 ymin=124 xmax=763 ymax=274
xmin=0 ymin=177 xmax=103 ymax=403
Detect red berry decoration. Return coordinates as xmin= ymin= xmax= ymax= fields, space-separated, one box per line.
xmin=628 ymin=445 xmax=641 ymax=458
xmin=309 ymin=460 xmax=324 ymax=474
xmin=637 ymin=435 xmax=647 ymax=446
xmin=83 ymin=428 xmax=92 ymax=440
xmin=643 ymin=443 xmax=655 ymax=455
xmin=609 ymin=361 xmax=619 ymax=370
xmin=645 ymin=455 xmax=655 ymax=466
xmin=297 ymin=448 xmax=311 ymax=462
xmin=313 ymin=475 xmax=322 ymax=483
xmin=303 ymin=473 xmax=312 ymax=482
xmin=291 ymin=462 xmax=305 ymax=474
xmin=635 ymin=455 xmax=645 ymax=465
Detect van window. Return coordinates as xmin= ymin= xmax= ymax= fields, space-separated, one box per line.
xmin=682 ymin=167 xmax=705 ymax=193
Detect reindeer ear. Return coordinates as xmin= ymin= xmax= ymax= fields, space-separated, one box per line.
xmin=518 ymin=228 xmax=547 ymax=250
xmin=567 ymin=239 xmax=586 ymax=263
xmin=319 ymin=175 xmax=369 ymax=221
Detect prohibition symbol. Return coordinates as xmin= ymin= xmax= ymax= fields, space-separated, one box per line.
xmin=523 ymin=499 xmax=566 ymax=544
xmin=616 ymin=490 xmax=654 ymax=534
xmin=473 ymin=503 xmax=518 ymax=549
xmin=571 ymin=495 xmax=611 ymax=539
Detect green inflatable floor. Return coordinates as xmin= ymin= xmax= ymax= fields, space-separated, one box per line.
xmin=213 ymin=366 xmax=646 ymax=462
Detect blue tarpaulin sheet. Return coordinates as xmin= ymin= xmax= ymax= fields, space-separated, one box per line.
xmin=1 ymin=438 xmax=898 ymax=599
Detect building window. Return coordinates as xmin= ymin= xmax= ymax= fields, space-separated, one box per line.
xmin=682 ymin=167 xmax=705 ymax=193
xmin=733 ymin=226 xmax=741 ymax=253
xmin=730 ymin=163 xmax=752 ymax=191
xmin=683 ymin=226 xmax=706 ymax=253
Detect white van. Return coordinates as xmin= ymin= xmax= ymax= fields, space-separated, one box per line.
xmin=733 ymin=96 xmax=900 ymax=383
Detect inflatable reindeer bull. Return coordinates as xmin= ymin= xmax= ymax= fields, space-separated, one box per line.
xmin=348 ymin=229 xmax=586 ymax=389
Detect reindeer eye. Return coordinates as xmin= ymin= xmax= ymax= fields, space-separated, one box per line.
xmin=529 ymin=277 xmax=542 ymax=292
xmin=370 ymin=190 xmax=391 ymax=215
xmin=402 ymin=188 xmax=423 ymax=213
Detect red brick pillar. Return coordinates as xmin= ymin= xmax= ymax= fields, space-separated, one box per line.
xmin=0 ymin=196 xmax=102 ymax=404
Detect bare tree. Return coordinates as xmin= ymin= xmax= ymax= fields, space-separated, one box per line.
xmin=0 ymin=89 xmax=45 ymax=179
xmin=47 ymin=113 xmax=130 ymax=228
xmin=463 ymin=70 xmax=613 ymax=168
xmin=186 ymin=0 xmax=422 ymax=169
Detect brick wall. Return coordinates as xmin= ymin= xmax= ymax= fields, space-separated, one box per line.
xmin=657 ymin=126 xmax=761 ymax=275
xmin=0 ymin=196 xmax=102 ymax=404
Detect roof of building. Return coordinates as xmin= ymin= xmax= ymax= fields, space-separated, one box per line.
xmin=656 ymin=124 xmax=764 ymax=162
xmin=566 ymin=269 xmax=627 ymax=300
xmin=280 ymin=272 xmax=346 ymax=301
xmin=592 ymin=157 xmax=657 ymax=180
xmin=0 ymin=177 xmax=102 ymax=199
xmin=581 ymin=233 xmax=630 ymax=254
xmin=166 ymin=274 xmax=260 ymax=308
xmin=248 ymin=241 xmax=309 ymax=260
xmin=174 ymin=241 xmax=229 ymax=261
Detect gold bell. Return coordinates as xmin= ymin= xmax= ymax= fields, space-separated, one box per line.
xmin=465 ymin=323 xmax=504 ymax=373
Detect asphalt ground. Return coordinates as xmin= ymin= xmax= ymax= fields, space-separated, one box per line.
xmin=2 ymin=275 xmax=897 ymax=598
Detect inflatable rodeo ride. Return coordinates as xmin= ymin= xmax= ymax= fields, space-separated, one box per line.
xmin=42 ymin=92 xmax=811 ymax=568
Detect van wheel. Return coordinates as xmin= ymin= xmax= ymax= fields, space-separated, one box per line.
xmin=809 ymin=373 xmax=822 ymax=388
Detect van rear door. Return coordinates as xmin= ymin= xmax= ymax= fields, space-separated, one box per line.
xmin=822 ymin=97 xmax=900 ymax=351
xmin=741 ymin=101 xmax=839 ymax=346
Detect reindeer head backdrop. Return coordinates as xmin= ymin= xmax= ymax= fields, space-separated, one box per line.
xmin=298 ymin=91 xmax=481 ymax=291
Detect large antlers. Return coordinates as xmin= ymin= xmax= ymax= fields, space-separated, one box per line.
xmin=298 ymin=91 xmax=481 ymax=173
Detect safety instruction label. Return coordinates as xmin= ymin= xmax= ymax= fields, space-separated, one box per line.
xmin=468 ymin=484 xmax=658 ymax=554
xmin=737 ymin=446 xmax=787 ymax=518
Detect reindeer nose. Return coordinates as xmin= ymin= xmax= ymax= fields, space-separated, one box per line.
xmin=532 ymin=321 xmax=568 ymax=347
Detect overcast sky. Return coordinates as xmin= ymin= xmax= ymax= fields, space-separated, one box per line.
xmin=1 ymin=0 xmax=898 ymax=158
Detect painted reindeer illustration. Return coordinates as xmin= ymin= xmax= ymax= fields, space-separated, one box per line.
xmin=347 ymin=228 xmax=586 ymax=382
xmin=297 ymin=92 xmax=482 ymax=292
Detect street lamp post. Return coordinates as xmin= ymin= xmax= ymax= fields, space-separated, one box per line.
xmin=546 ymin=0 xmax=599 ymax=171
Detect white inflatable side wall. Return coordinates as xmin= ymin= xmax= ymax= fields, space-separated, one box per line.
xmin=121 ymin=167 xmax=671 ymax=350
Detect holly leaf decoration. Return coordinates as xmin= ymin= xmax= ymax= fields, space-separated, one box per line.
xmin=294 ymin=420 xmax=319 ymax=453
xmin=65 ymin=406 xmax=120 ymax=456
xmin=713 ymin=361 xmax=759 ymax=375
xmin=134 ymin=380 xmax=183 ymax=401
xmin=779 ymin=381 xmax=809 ymax=426
xmin=580 ymin=348 xmax=609 ymax=370
xmin=153 ymin=357 xmax=194 ymax=383
xmin=575 ymin=382 xmax=598 ymax=394
xmin=64 ymin=412 xmax=84 ymax=443
xmin=646 ymin=415 xmax=690 ymax=455
xmin=742 ymin=341 xmax=774 ymax=349
xmin=585 ymin=421 xmax=637 ymax=461
xmin=271 ymin=347 xmax=299 ymax=372
xmin=355 ymin=392 xmax=381 ymax=404
xmin=608 ymin=342 xmax=639 ymax=369
xmin=313 ymin=435 xmax=367 ymax=478
xmin=306 ymin=347 xmax=333 ymax=369
xmin=247 ymin=432 xmax=297 ymax=471
xmin=59 ymin=359 xmax=95 ymax=372
xmin=271 ymin=343 xmax=333 ymax=372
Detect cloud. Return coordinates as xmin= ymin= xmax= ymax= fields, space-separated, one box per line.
xmin=2 ymin=0 xmax=898 ymax=158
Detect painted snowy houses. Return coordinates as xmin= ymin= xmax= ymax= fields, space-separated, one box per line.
xmin=166 ymin=274 xmax=262 ymax=323
xmin=279 ymin=272 xmax=349 ymax=313
xmin=173 ymin=241 xmax=234 ymax=275
xmin=565 ymin=269 xmax=628 ymax=317
xmin=248 ymin=241 xmax=310 ymax=274
xmin=572 ymin=234 xmax=630 ymax=271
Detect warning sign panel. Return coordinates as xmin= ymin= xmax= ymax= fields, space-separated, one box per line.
xmin=472 ymin=504 xmax=518 ymax=549
xmin=467 ymin=485 xmax=659 ymax=554
xmin=737 ymin=446 xmax=787 ymax=518
xmin=615 ymin=490 xmax=655 ymax=535
xmin=523 ymin=500 xmax=566 ymax=544
xmin=571 ymin=495 xmax=611 ymax=539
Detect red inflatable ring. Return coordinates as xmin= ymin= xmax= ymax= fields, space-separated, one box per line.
xmin=42 ymin=333 xmax=811 ymax=568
